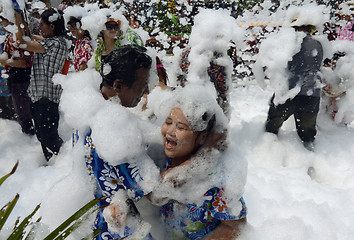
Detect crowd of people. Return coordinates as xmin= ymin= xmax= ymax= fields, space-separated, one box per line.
xmin=0 ymin=0 xmax=353 ymax=240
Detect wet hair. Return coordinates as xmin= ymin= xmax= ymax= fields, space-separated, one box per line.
xmin=68 ymin=16 xmax=91 ymax=39
xmin=202 ymin=112 xmax=216 ymax=132
xmin=41 ymin=8 xmax=66 ymax=36
xmin=323 ymin=58 xmax=331 ymax=66
xmin=333 ymin=51 xmax=346 ymax=61
xmin=68 ymin=16 xmax=81 ymax=27
xmin=0 ymin=16 xmax=8 ymax=22
xmin=100 ymin=45 xmax=152 ymax=88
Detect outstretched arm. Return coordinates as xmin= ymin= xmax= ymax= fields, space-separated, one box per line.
xmin=14 ymin=12 xmax=45 ymax=53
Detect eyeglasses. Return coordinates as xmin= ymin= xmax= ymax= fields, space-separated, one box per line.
xmin=105 ymin=24 xmax=119 ymax=31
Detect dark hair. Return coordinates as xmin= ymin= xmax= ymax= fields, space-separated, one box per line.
xmin=68 ymin=16 xmax=81 ymax=27
xmin=68 ymin=16 xmax=91 ymax=39
xmin=202 ymin=113 xmax=216 ymax=132
xmin=101 ymin=45 xmax=152 ymax=88
xmin=333 ymin=51 xmax=346 ymax=61
xmin=323 ymin=58 xmax=331 ymax=65
xmin=41 ymin=8 xmax=66 ymax=36
xmin=0 ymin=16 xmax=8 ymax=22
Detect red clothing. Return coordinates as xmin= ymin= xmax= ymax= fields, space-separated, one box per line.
xmin=4 ymin=33 xmax=33 ymax=72
xmin=73 ymin=36 xmax=93 ymax=71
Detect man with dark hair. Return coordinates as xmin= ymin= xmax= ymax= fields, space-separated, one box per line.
xmin=15 ymin=9 xmax=68 ymax=160
xmin=100 ymin=45 xmax=151 ymax=105
xmin=265 ymin=23 xmax=323 ymax=151
xmin=82 ymin=45 xmax=153 ymax=240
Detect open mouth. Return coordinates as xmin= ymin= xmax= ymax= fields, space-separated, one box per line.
xmin=165 ymin=138 xmax=177 ymax=149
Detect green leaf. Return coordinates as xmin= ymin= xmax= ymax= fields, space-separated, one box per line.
xmin=43 ymin=198 xmax=100 ymax=240
xmin=24 ymin=217 xmax=42 ymax=240
xmin=0 ymin=161 xmax=19 ymax=186
xmin=53 ymin=204 xmax=98 ymax=240
xmin=7 ymin=204 xmax=40 ymax=240
xmin=80 ymin=229 xmax=101 ymax=240
xmin=0 ymin=194 xmax=19 ymax=232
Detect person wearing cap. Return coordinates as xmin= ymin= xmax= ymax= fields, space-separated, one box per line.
xmin=67 ymin=16 xmax=93 ymax=71
xmin=265 ymin=22 xmax=323 ymax=151
xmin=95 ymin=17 xmax=144 ymax=71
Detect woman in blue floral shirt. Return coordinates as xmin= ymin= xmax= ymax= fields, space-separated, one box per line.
xmin=145 ymin=85 xmax=247 ymax=240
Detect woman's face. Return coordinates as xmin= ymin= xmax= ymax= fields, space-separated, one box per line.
xmin=69 ymin=22 xmax=84 ymax=39
xmin=161 ymin=108 xmax=200 ymax=161
xmin=40 ymin=19 xmax=55 ymax=38
xmin=102 ymin=22 xmax=119 ymax=39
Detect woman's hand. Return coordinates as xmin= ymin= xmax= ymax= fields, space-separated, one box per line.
xmin=102 ymin=191 xmax=129 ymax=231
xmin=203 ymin=218 xmax=247 ymax=240
xmin=104 ymin=203 xmax=127 ymax=228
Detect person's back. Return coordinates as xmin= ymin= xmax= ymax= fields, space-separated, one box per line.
xmin=288 ymin=33 xmax=323 ymax=97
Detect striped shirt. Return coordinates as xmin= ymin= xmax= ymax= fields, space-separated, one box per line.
xmin=28 ymin=36 xmax=68 ymax=103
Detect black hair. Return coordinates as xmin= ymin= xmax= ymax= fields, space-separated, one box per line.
xmin=0 ymin=16 xmax=7 ymax=21
xmin=202 ymin=113 xmax=216 ymax=132
xmin=41 ymin=8 xmax=66 ymax=36
xmin=68 ymin=16 xmax=81 ymax=27
xmin=100 ymin=45 xmax=152 ymax=88
xmin=68 ymin=16 xmax=91 ymax=39
xmin=333 ymin=51 xmax=346 ymax=61
xmin=323 ymin=58 xmax=331 ymax=65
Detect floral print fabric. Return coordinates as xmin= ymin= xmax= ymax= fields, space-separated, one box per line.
xmin=177 ymin=48 xmax=229 ymax=114
xmin=83 ymin=128 xmax=152 ymax=240
xmin=73 ymin=36 xmax=93 ymax=71
xmin=161 ymin=158 xmax=247 ymax=240
xmin=95 ymin=28 xmax=144 ymax=71
xmin=0 ymin=26 xmax=9 ymax=96
xmin=0 ymin=75 xmax=9 ymax=96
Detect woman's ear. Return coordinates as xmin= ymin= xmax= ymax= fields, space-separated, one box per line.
xmin=112 ymin=79 xmax=122 ymax=92
xmin=196 ymin=131 xmax=209 ymax=146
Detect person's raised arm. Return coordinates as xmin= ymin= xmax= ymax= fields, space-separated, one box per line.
xmin=14 ymin=11 xmax=45 ymax=53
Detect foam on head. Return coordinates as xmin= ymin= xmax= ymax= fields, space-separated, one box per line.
xmin=160 ymin=84 xmax=228 ymax=133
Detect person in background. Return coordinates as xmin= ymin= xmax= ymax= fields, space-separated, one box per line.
xmin=15 ymin=8 xmax=69 ymax=161
xmin=265 ymin=23 xmax=323 ymax=151
xmin=95 ymin=17 xmax=144 ymax=71
xmin=177 ymin=47 xmax=229 ymax=115
xmin=322 ymin=52 xmax=347 ymax=124
xmin=155 ymin=56 xmax=168 ymax=87
xmin=28 ymin=0 xmax=47 ymax=35
xmin=0 ymin=16 xmax=34 ymax=135
xmin=0 ymin=23 xmax=15 ymax=120
xmin=67 ymin=16 xmax=93 ymax=71
xmin=57 ymin=0 xmax=73 ymax=11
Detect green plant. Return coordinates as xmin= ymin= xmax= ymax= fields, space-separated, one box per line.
xmin=0 ymin=161 xmax=100 ymax=240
